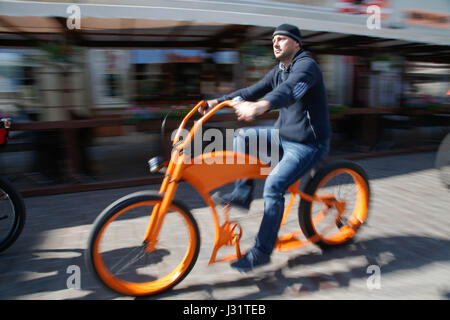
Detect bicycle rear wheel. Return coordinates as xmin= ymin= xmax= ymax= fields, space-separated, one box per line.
xmin=0 ymin=177 xmax=26 ymax=252
xmin=299 ymin=160 xmax=370 ymax=249
xmin=86 ymin=191 xmax=200 ymax=297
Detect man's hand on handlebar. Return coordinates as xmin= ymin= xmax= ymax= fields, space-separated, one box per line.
xmin=235 ymin=100 xmax=271 ymax=122
xmin=198 ymin=98 xmax=270 ymax=122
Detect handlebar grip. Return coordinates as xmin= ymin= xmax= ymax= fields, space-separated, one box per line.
xmin=199 ymin=101 xmax=209 ymax=113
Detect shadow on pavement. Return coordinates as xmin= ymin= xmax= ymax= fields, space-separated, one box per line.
xmin=0 ymin=152 xmax=446 ymax=299
xmin=75 ymin=235 xmax=449 ymax=300
xmin=0 ymin=234 xmax=447 ymax=299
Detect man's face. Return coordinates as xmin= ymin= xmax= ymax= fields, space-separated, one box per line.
xmin=272 ymin=35 xmax=300 ymax=61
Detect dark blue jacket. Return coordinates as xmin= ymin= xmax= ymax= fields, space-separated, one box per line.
xmin=217 ymin=49 xmax=331 ymax=144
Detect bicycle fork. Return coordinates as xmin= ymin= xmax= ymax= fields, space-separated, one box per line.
xmin=142 ymin=153 xmax=181 ymax=253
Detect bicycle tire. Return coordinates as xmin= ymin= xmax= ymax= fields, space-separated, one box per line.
xmin=298 ymin=160 xmax=370 ymax=250
xmin=0 ymin=176 xmax=26 ymax=252
xmin=435 ymin=132 xmax=450 ymax=188
xmin=86 ymin=191 xmax=200 ymax=297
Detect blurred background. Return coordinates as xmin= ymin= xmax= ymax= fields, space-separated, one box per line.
xmin=0 ymin=0 xmax=448 ymax=196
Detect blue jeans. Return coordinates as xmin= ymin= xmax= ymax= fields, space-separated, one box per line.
xmin=228 ymin=126 xmax=329 ymax=257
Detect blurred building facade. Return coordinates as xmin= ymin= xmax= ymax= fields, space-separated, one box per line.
xmin=0 ymin=0 xmax=448 ymax=191
xmin=1 ymin=0 xmax=448 ymax=118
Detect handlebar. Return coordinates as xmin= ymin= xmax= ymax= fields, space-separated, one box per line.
xmin=172 ymin=99 xmax=238 ymax=152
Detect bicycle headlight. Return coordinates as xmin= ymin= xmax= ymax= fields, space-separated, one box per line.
xmin=148 ymin=156 xmax=165 ymax=173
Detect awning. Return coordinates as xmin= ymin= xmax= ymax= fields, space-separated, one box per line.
xmin=0 ymin=0 xmax=449 ymax=63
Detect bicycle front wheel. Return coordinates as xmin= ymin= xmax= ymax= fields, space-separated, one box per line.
xmin=0 ymin=177 xmax=26 ymax=252
xmin=299 ymin=160 xmax=370 ymax=249
xmin=86 ymin=191 xmax=200 ymax=297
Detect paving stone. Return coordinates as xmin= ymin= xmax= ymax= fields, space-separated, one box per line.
xmin=0 ymin=152 xmax=448 ymax=300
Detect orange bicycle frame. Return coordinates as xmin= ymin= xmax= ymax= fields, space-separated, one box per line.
xmin=143 ymin=100 xmax=331 ymax=264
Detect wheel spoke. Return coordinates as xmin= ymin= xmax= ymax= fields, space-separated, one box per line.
xmin=110 ymin=244 xmax=148 ymax=275
xmin=0 ymin=180 xmax=26 ymax=252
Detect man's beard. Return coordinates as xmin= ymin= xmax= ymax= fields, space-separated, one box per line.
xmin=275 ymin=49 xmax=291 ymax=61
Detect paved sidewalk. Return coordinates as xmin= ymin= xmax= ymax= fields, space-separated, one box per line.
xmin=0 ymin=152 xmax=449 ymax=300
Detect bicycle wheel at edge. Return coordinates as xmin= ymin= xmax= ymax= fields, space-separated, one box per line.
xmin=86 ymin=191 xmax=200 ymax=297
xmin=435 ymin=132 xmax=450 ymax=188
xmin=0 ymin=176 xmax=26 ymax=252
xmin=299 ymin=160 xmax=370 ymax=250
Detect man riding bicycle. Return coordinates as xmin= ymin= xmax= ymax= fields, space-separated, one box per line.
xmin=200 ymin=24 xmax=332 ymax=272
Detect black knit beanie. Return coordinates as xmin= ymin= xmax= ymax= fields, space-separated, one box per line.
xmin=272 ymin=24 xmax=302 ymax=45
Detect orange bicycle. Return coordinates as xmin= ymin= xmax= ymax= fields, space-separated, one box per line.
xmin=86 ymin=100 xmax=371 ymax=297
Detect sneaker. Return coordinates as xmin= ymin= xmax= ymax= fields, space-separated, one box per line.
xmin=230 ymin=248 xmax=270 ymax=273
xmin=212 ymin=191 xmax=252 ymax=211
